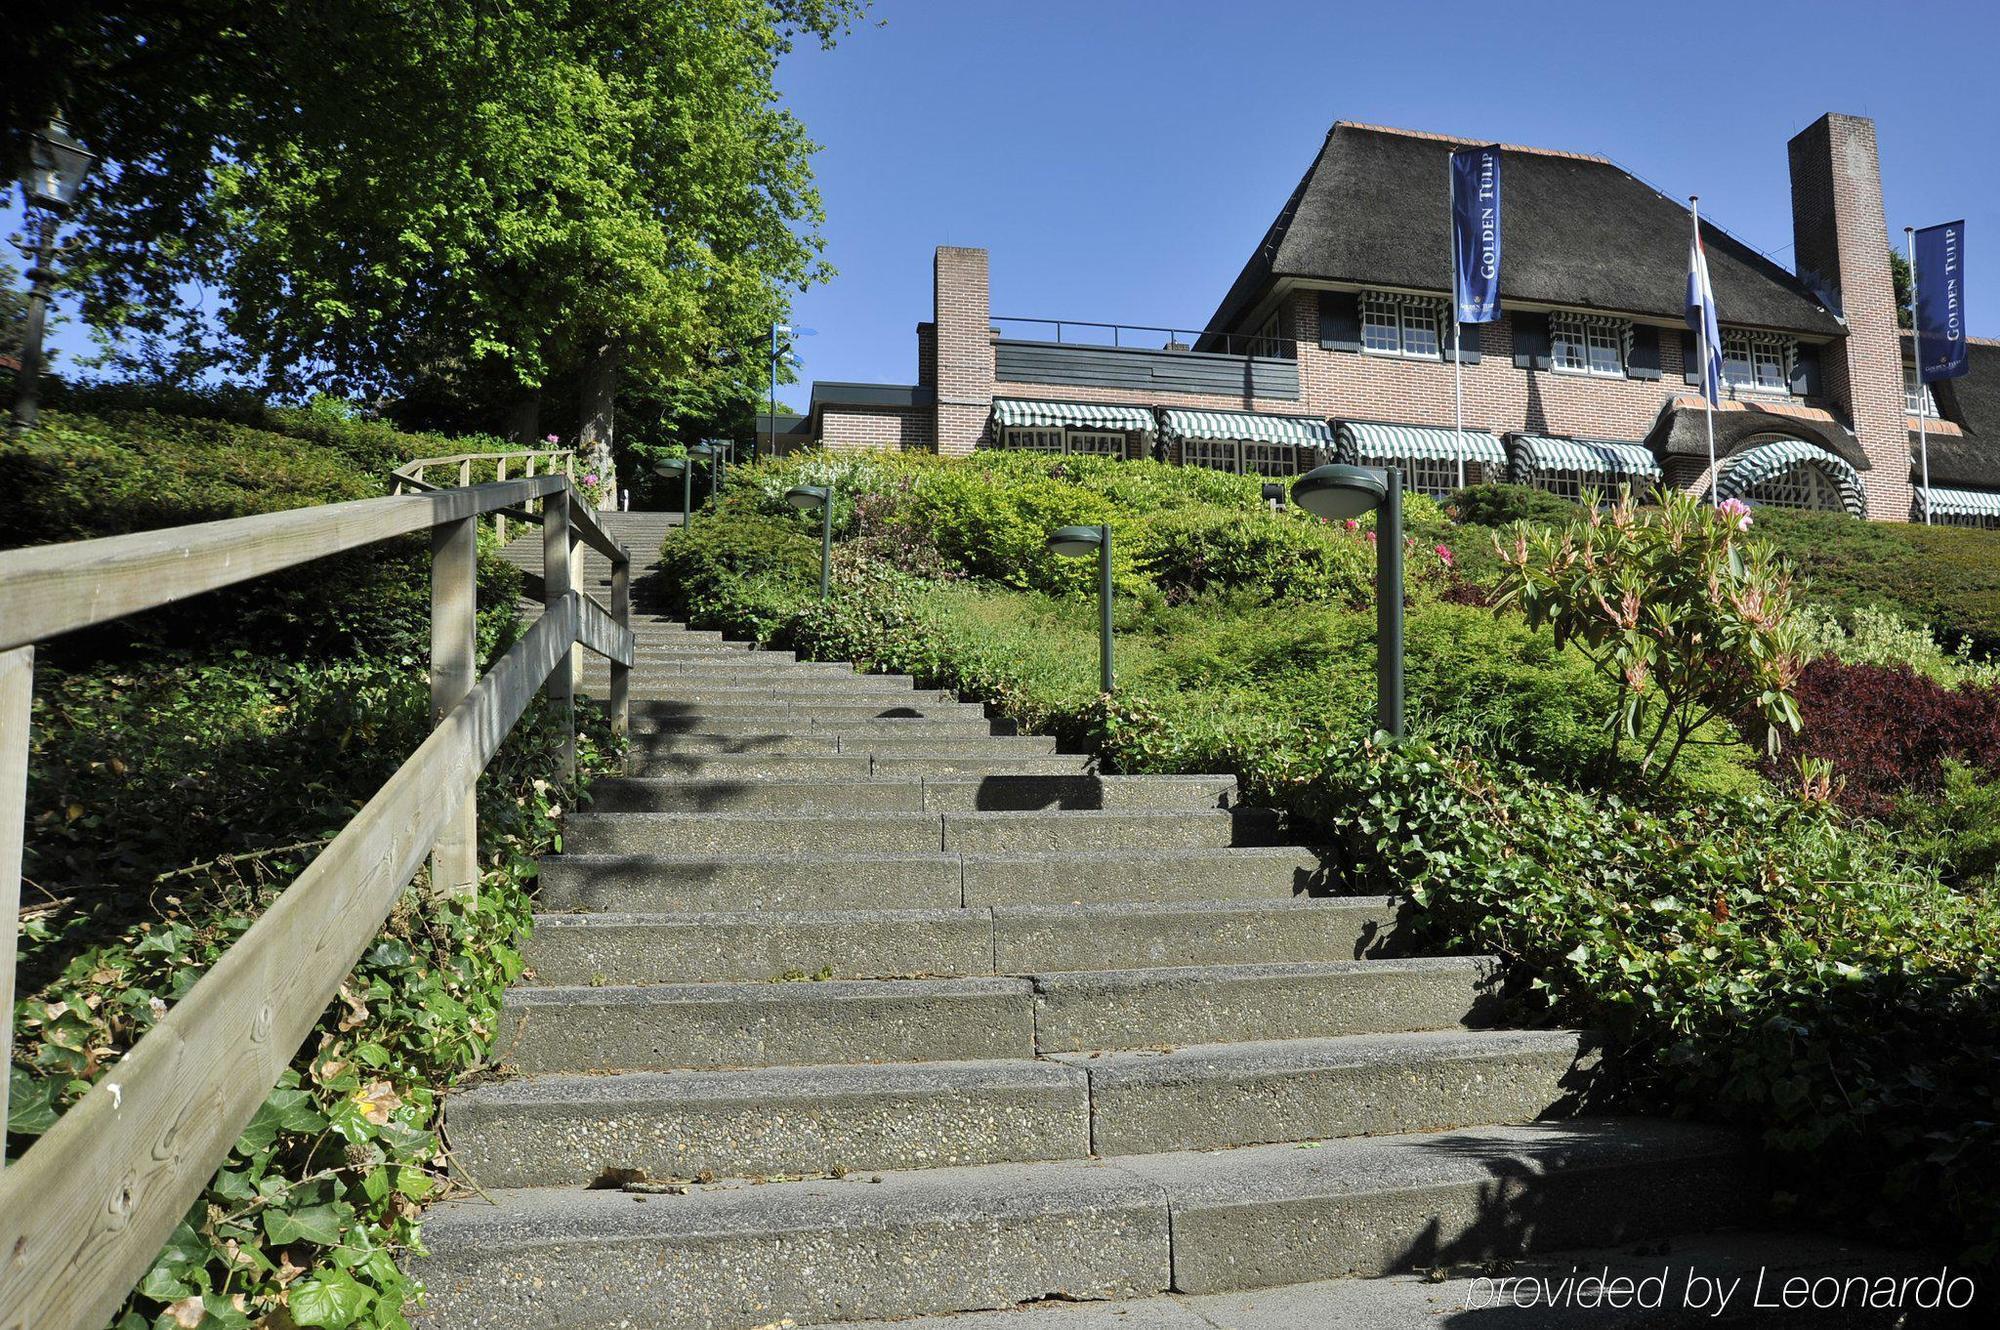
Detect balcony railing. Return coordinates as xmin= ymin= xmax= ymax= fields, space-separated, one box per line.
xmin=991 ymin=316 xmax=1293 ymax=360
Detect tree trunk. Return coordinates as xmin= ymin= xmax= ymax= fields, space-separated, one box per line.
xmin=578 ymin=343 xmax=619 ymax=511
xmin=505 ymin=389 xmax=542 ymax=446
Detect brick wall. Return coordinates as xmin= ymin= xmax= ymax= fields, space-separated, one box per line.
xmin=822 ymin=406 xmax=934 ymax=453
xmin=934 ymin=248 xmax=994 ymax=456
xmin=1789 ymin=114 xmax=1911 ymax=521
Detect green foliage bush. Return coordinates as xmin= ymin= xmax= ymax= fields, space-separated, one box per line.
xmin=1132 ymin=507 xmax=1371 ymax=606
xmin=1752 ymin=506 xmax=2000 ymax=654
xmin=7 ymin=394 xmax=615 ymax=1327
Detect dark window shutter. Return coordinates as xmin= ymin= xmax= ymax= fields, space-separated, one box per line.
xmin=1443 ymin=320 xmax=1483 ymax=364
xmin=1790 ymin=344 xmax=1822 ymax=398
xmin=1511 ymin=312 xmax=1550 ymax=369
xmin=1680 ymin=330 xmax=1703 ymax=385
xmin=1626 ymin=325 xmax=1662 ymax=381
xmin=1318 ymin=292 xmax=1361 ymax=352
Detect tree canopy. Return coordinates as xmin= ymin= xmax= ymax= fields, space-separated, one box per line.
xmin=10 ymin=1 xmax=863 ymax=424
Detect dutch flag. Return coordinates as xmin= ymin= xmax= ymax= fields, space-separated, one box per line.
xmin=1686 ymin=217 xmax=1724 ymax=406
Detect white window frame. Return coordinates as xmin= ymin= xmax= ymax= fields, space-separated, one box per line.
xmin=1721 ymin=331 xmax=1794 ymax=396
xmin=1360 ymin=295 xmax=1443 ymax=361
xmin=1745 ymin=461 xmax=1844 ymax=512
xmin=1181 ymin=437 xmax=1241 ymax=473
xmin=1550 ymin=315 xmax=1627 ymax=378
xmin=1242 ymin=442 xmax=1301 ymax=477
xmin=1905 ymin=361 xmax=1940 ymax=417
xmin=1065 ymin=429 xmax=1126 ymax=458
xmin=1000 ymin=426 xmax=1065 ymax=454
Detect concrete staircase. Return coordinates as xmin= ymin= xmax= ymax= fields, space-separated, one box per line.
xmin=414 ymin=512 xmax=1761 ymax=1328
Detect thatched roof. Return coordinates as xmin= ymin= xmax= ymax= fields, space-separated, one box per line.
xmin=1207 ymin=122 xmax=1845 ymax=340
xmin=1918 ymin=339 xmax=2000 ymax=487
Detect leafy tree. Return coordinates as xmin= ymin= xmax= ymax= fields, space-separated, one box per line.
xmin=10 ymin=2 xmax=864 ymax=442
xmin=1891 ymin=249 xmax=1914 ymax=329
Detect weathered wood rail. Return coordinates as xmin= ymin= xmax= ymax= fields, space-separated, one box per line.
xmin=391 ymin=446 xmax=575 ymax=546
xmin=0 ymin=473 xmax=632 ymax=1330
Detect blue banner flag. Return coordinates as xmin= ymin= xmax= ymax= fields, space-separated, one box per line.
xmin=1915 ymin=221 xmax=1969 ymax=382
xmin=1451 ymin=145 xmax=1503 ymax=323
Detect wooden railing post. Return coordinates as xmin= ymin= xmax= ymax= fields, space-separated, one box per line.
xmin=0 ymin=646 xmax=29 ymax=1162
xmin=494 ymin=456 xmax=509 ymax=547
xmin=459 ymin=457 xmax=472 ymax=489
xmin=428 ymin=519 xmax=479 ymax=898
xmin=610 ymin=549 xmax=631 ymax=741
xmin=567 ymin=510 xmax=586 ymax=702
xmin=543 ymin=487 xmax=575 ymax=779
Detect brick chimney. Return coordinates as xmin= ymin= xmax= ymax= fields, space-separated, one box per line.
xmin=1788 ymin=114 xmax=1911 ymax=520
xmin=933 ymin=246 xmax=994 ymax=456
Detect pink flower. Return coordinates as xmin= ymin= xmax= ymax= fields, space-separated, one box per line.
xmin=1435 ymin=544 xmax=1455 ymax=567
xmin=1365 ymin=531 xmax=1377 ymax=544
xmin=585 ymin=472 xmax=599 ymax=485
xmin=1716 ymin=497 xmax=1753 ymax=532
xmin=543 ymin=434 xmax=560 ymax=445
xmin=1343 ymin=519 xmax=1358 ymax=530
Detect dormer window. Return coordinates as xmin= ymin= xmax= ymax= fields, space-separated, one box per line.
xmin=1550 ymin=314 xmax=1628 ymax=377
xmin=1360 ymin=292 xmax=1444 ymax=360
xmin=1905 ymin=360 xmax=1939 ymax=417
xmin=1721 ymin=330 xmax=1792 ymax=394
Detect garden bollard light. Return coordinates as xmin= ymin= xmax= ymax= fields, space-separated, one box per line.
xmin=1292 ymin=464 xmax=1404 ymax=738
xmin=1046 ymin=524 xmax=1115 ymax=695
xmin=785 ymin=484 xmax=834 ymax=600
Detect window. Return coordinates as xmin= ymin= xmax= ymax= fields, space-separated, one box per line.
xmin=1551 ymin=316 xmax=1627 ymax=377
xmin=1530 ymin=471 xmax=1644 ymax=505
xmin=1242 ymin=442 xmax=1301 ymax=477
xmin=1180 ymin=438 xmax=1237 ymax=472
xmin=999 ymin=426 xmax=1129 ymax=457
xmin=1905 ymin=362 xmax=1939 ymax=417
xmin=1000 ymin=427 xmax=1064 ymax=453
xmin=1360 ymin=294 xmax=1443 ymax=360
xmin=1721 ymin=331 xmax=1792 ymax=394
xmin=1252 ymin=312 xmax=1292 ymax=359
xmin=1744 ymin=462 xmax=1844 ymax=512
xmin=1066 ymin=430 xmax=1125 ymax=458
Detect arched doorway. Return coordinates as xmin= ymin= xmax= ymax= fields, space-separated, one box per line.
xmin=1715 ymin=436 xmax=1866 ymax=516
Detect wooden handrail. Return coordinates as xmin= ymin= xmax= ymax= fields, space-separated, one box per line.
xmin=0 ymin=476 xmax=632 ymax=1329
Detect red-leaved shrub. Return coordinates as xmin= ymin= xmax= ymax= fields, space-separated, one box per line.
xmin=1777 ymin=659 xmax=2000 ymax=814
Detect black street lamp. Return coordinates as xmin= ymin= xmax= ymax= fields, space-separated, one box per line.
xmin=1046 ymin=524 xmax=1115 ymax=695
xmin=11 ymin=116 xmax=97 ymax=433
xmin=785 ymin=485 xmax=834 ymax=599
xmin=654 ymin=456 xmax=693 ymax=529
xmin=1293 ymin=464 xmax=1405 ymax=738
xmin=701 ymin=437 xmax=729 ymax=497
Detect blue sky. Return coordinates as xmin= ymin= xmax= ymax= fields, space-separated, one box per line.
xmin=15 ymin=0 xmax=1998 ymax=403
xmin=775 ymin=0 xmax=1999 ymax=407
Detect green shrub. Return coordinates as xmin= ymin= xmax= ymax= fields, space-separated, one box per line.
xmin=1751 ymin=506 xmax=2000 ymax=654
xmin=1444 ymin=482 xmax=1585 ymax=529
xmin=1894 ymin=760 xmax=2000 ymax=889
xmin=1131 ymin=506 xmax=1372 ymax=606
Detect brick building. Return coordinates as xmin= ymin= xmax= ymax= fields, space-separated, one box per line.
xmin=798 ymin=113 xmax=1993 ymax=525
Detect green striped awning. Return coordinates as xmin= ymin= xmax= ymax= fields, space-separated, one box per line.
xmin=1922 ymin=486 xmax=2000 ymax=519
xmin=1158 ymin=409 xmax=1333 ymax=446
xmin=1509 ymin=435 xmax=1662 ymax=482
xmin=1335 ymin=420 xmax=1506 ymax=468
xmin=1715 ymin=439 xmax=1865 ymax=516
xmin=992 ymin=398 xmax=1155 ymax=432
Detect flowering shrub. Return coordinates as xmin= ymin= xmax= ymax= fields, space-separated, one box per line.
xmin=1493 ymin=489 xmax=1805 ymax=776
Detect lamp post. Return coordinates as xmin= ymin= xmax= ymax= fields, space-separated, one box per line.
xmin=701 ymin=437 xmax=730 ymax=498
xmin=11 ymin=116 xmax=97 ymax=433
xmin=1293 ymin=464 xmax=1404 ymax=738
xmin=769 ymin=324 xmax=814 ymax=459
xmin=654 ymin=457 xmax=692 ymax=529
xmin=1046 ymin=524 xmax=1115 ymax=695
xmin=785 ymin=485 xmax=834 ymax=599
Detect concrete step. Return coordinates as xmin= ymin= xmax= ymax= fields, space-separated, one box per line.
xmin=565 ymin=808 xmax=1279 ymax=857
xmin=495 ymin=977 xmax=1036 ymax=1073
xmin=588 ymin=774 xmax=1236 ymax=816
xmin=446 ymin=1027 xmax=1590 ymax=1188
xmin=1031 ymin=957 xmax=1500 ymax=1053
xmin=445 ymin=1058 xmax=1090 ymax=1188
xmin=618 ymin=752 xmax=1090 ymax=781
xmin=411 ymin=1119 xmax=1753 ymax=1328
xmin=626 ymin=683 xmax=951 ymax=705
xmin=629 ymin=715 xmax=997 ymax=740
xmin=520 ymin=899 xmax=1404 ymax=985
xmin=620 ymin=732 xmax=1063 ymax=758
xmin=791 ymin=1231 xmax=1944 ymax=1330
xmin=535 ymin=846 xmax=1323 ymax=913
xmin=1056 ymin=1027 xmax=1596 ymax=1155
xmin=625 ymin=698 xmax=991 ymax=725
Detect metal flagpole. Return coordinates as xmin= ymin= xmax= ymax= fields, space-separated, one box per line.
xmin=1450 ymin=153 xmax=1466 ymax=491
xmin=1907 ymin=227 xmax=1932 ymax=525
xmin=1692 ymin=196 xmax=1718 ymax=507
